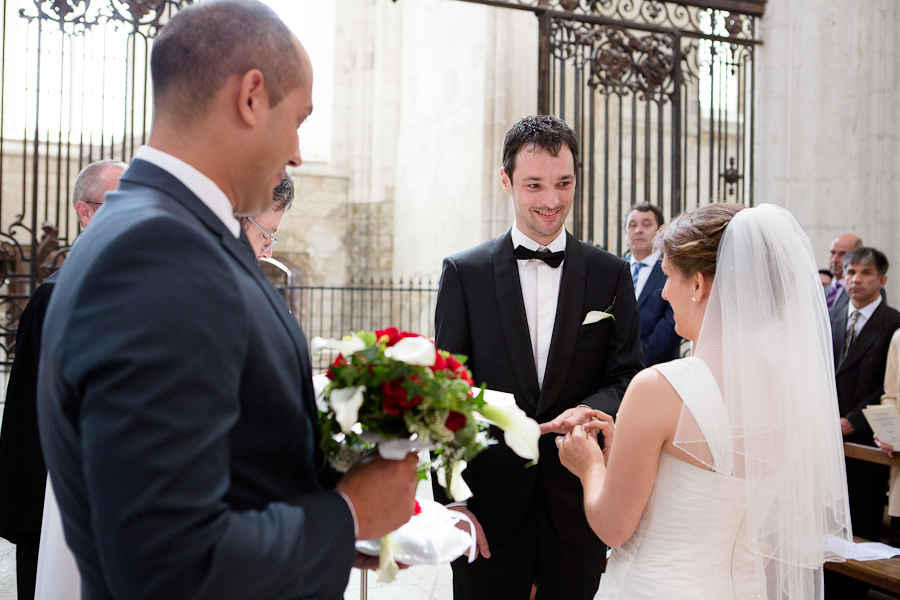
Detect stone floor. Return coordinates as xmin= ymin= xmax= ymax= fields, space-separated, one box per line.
xmin=0 ymin=538 xmax=452 ymax=600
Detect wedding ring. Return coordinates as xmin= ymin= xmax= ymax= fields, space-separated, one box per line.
xmin=555 ymin=436 xmax=563 ymax=447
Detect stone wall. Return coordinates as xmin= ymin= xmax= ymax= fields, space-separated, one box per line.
xmin=758 ymin=0 xmax=900 ymax=299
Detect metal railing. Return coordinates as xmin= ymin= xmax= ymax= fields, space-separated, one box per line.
xmin=276 ymin=278 xmax=439 ymax=373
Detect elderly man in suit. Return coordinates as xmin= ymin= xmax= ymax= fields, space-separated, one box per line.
xmin=624 ymin=203 xmax=681 ymax=366
xmin=434 ymin=115 xmax=643 ymax=599
xmin=36 ymin=2 xmax=417 ymax=599
xmin=825 ymin=233 xmax=862 ymax=310
xmin=0 ymin=159 xmax=125 ymax=600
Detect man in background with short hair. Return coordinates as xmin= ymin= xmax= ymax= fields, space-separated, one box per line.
xmin=833 ymin=247 xmax=900 ymax=520
xmin=624 ymin=204 xmax=680 ymax=366
xmin=825 ymin=233 xmax=862 ymax=310
xmin=0 ymin=159 xmax=125 ymax=600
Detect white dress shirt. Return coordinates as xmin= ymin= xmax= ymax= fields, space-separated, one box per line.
xmin=629 ymin=249 xmax=661 ymax=300
xmin=134 ymin=146 xmax=241 ymax=238
xmin=511 ymin=223 xmax=566 ymax=389
xmin=847 ymin=294 xmax=882 ymax=335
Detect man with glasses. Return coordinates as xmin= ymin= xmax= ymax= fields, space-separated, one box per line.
xmin=0 ymin=159 xmax=125 ymax=600
xmin=239 ymin=171 xmax=293 ymax=260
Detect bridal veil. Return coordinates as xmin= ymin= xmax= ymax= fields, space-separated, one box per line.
xmin=674 ymin=204 xmax=853 ymax=600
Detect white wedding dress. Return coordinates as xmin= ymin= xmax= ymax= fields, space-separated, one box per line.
xmin=596 ymin=357 xmax=760 ymax=600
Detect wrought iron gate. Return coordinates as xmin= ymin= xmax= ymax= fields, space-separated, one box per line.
xmin=0 ymin=0 xmax=191 ymax=368
xmin=455 ymin=0 xmax=762 ymax=255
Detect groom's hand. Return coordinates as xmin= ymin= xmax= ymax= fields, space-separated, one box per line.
xmin=449 ymin=506 xmax=491 ymax=559
xmin=337 ymin=453 xmax=418 ymax=541
xmin=539 ymin=405 xmax=594 ymax=435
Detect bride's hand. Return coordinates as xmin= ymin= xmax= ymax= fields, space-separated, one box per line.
xmin=557 ymin=424 xmax=606 ymax=480
xmin=582 ymin=410 xmax=614 ymax=461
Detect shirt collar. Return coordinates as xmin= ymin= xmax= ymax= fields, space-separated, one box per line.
xmin=511 ymin=222 xmax=567 ymax=253
xmin=134 ymin=146 xmax=241 ymax=238
xmin=849 ymin=293 xmax=882 ymax=319
xmin=629 ymin=249 xmax=661 ymax=268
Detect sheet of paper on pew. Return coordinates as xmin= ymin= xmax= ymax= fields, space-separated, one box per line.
xmin=862 ymin=404 xmax=900 ymax=448
xmin=826 ymin=535 xmax=900 ymax=561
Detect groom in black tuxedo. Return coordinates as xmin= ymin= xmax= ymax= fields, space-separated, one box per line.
xmin=36 ymin=2 xmax=417 ymax=599
xmin=434 ymin=115 xmax=643 ymax=599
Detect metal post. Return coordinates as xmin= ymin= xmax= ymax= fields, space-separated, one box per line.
xmin=360 ymin=570 xmax=367 ymax=600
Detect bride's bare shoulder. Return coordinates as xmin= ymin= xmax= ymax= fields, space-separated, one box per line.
xmin=618 ymin=365 xmax=684 ymax=424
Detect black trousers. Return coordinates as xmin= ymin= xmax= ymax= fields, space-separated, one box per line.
xmin=845 ymin=456 xmax=889 ymax=541
xmin=14 ymin=534 xmax=40 ymax=600
xmin=451 ymin=487 xmax=604 ymax=600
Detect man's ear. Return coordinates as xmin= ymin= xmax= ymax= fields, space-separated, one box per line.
xmin=500 ymin=168 xmax=512 ymax=196
xmin=237 ymin=69 xmax=267 ymax=127
xmin=74 ymin=201 xmax=92 ymax=228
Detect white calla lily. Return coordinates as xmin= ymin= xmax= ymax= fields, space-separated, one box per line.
xmin=476 ymin=389 xmax=541 ymax=462
xmin=329 ymin=385 xmax=366 ymax=433
xmin=437 ymin=459 xmax=472 ymax=502
xmin=582 ymin=310 xmax=613 ymax=325
xmin=310 ymin=335 xmax=367 ymax=357
xmin=311 ymin=374 xmax=330 ymax=412
xmin=383 ymin=336 xmax=436 ymax=367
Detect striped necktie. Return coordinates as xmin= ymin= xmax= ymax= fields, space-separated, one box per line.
xmin=843 ymin=310 xmax=861 ymax=359
xmin=631 ymin=261 xmax=645 ymax=293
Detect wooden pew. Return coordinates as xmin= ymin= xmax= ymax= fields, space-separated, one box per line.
xmin=822 ymin=443 xmax=900 ymax=593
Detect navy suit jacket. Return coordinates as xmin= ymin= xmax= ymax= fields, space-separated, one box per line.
xmin=433 ymin=229 xmax=643 ymax=546
xmin=37 ymin=160 xmax=355 ymax=600
xmin=635 ymin=259 xmax=681 ymax=366
xmin=830 ymin=299 xmax=900 ymax=442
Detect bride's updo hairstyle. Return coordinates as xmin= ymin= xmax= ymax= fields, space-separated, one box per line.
xmin=654 ymin=203 xmax=746 ymax=279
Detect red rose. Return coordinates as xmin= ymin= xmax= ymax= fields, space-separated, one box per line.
xmin=398 ymin=331 xmax=422 ymax=340
xmin=325 ymin=354 xmax=346 ymax=380
xmin=375 ymin=327 xmax=402 ymax=346
xmin=445 ymin=411 xmax=467 ymax=432
xmin=381 ymin=379 xmax=422 ymax=414
xmin=445 ymin=355 xmax=463 ymax=371
xmin=433 ymin=351 xmax=447 ymax=371
xmin=445 ymin=356 xmax=473 ymax=384
xmin=414 ymin=499 xmax=422 ymax=515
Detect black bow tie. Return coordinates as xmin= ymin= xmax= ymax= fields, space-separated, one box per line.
xmin=514 ymin=245 xmax=565 ymax=268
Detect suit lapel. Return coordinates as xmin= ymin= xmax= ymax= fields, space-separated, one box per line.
xmin=537 ymin=232 xmax=585 ymax=416
xmin=493 ymin=231 xmax=541 ymax=414
xmin=124 ymin=160 xmax=317 ymax=416
xmin=832 ymin=308 xmax=847 ymax=369
xmin=637 ymin=259 xmax=664 ymax=308
xmin=838 ymin=302 xmax=886 ymax=375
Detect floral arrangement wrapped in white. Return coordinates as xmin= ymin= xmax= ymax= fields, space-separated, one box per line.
xmin=311 ymin=328 xmax=541 ymax=580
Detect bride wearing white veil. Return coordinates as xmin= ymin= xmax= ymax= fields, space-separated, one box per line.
xmin=558 ymin=203 xmax=852 ymax=599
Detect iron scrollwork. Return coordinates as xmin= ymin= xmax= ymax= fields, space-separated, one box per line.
xmin=20 ymin=0 xmax=193 ymax=36
xmin=578 ymin=26 xmax=677 ymax=99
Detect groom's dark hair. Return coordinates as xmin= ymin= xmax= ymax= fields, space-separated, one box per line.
xmin=502 ymin=115 xmax=578 ymax=181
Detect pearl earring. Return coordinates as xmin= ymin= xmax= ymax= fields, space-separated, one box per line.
xmin=692 ymin=297 xmax=697 ymax=302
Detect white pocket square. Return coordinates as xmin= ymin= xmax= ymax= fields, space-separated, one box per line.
xmin=582 ymin=310 xmax=613 ymax=325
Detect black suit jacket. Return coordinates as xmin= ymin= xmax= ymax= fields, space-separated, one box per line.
xmin=831 ymin=299 xmax=900 ymax=441
xmin=434 ymin=229 xmax=643 ymax=546
xmin=37 ymin=160 xmax=355 ymax=600
xmin=636 ymin=259 xmax=680 ymax=366
xmin=0 ymin=270 xmax=58 ymax=543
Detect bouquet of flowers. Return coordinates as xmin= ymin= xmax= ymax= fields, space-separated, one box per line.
xmin=311 ymin=328 xmax=540 ymax=503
